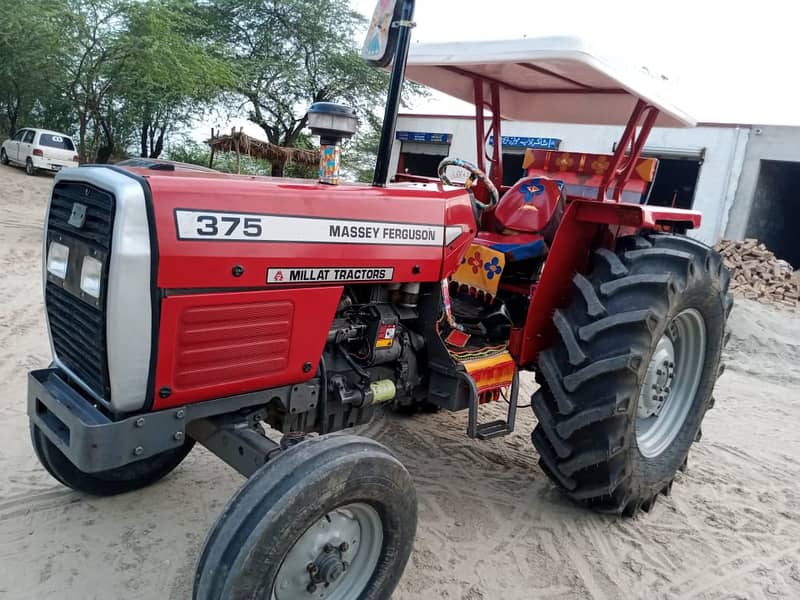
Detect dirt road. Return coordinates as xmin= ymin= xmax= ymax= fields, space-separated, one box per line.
xmin=1 ymin=164 xmax=799 ymax=599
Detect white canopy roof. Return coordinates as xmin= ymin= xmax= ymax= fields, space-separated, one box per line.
xmin=404 ymin=36 xmax=695 ymax=128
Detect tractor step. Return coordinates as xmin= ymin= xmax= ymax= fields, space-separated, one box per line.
xmin=476 ymin=418 xmax=515 ymax=440
xmin=463 ymin=369 xmax=519 ymax=440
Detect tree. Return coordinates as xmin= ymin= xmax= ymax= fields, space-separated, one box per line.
xmin=57 ymin=0 xmax=128 ymax=162
xmin=342 ymin=111 xmax=383 ymax=183
xmin=206 ymin=0 xmax=393 ymax=176
xmin=0 ymin=1 xmax=68 ymax=137
xmin=116 ymin=0 xmax=234 ymax=159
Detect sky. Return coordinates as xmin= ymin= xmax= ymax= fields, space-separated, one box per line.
xmin=201 ymin=0 xmax=800 ymax=144
xmin=350 ymin=0 xmax=800 ymax=126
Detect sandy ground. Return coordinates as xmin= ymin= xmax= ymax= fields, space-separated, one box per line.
xmin=0 ymin=163 xmax=799 ymax=600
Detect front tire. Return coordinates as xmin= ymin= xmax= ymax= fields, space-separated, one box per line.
xmin=531 ymin=233 xmax=732 ymax=515
xmin=194 ymin=434 xmax=417 ymax=600
xmin=31 ymin=422 xmax=194 ymax=496
xmin=0 ymin=148 xmax=8 ymax=165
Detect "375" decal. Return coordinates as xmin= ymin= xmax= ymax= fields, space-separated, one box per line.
xmin=192 ymin=214 xmax=263 ymax=237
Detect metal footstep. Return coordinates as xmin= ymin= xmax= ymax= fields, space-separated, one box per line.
xmin=463 ymin=370 xmax=519 ymax=440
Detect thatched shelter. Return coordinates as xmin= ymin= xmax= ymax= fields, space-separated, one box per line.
xmin=206 ymin=127 xmax=319 ymax=174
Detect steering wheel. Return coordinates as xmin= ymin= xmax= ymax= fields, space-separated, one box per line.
xmin=437 ymin=158 xmax=500 ymax=210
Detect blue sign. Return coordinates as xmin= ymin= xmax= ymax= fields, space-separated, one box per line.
xmin=396 ymin=131 xmax=451 ymax=144
xmin=488 ymin=136 xmax=561 ymax=149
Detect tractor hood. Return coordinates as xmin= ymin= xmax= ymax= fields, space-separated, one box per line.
xmin=131 ymin=168 xmax=477 ymax=290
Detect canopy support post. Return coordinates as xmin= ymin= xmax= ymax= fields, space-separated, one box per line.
xmin=598 ymin=100 xmax=659 ymax=202
xmin=473 ymin=78 xmax=486 ymax=174
xmin=488 ymin=82 xmax=504 ymax=190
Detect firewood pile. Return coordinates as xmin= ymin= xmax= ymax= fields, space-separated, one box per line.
xmin=714 ymin=239 xmax=799 ymax=308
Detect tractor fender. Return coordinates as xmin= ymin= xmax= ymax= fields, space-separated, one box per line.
xmin=511 ymin=199 xmax=701 ymax=365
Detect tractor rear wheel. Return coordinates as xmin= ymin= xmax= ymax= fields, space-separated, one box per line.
xmin=30 ymin=421 xmax=194 ymax=496
xmin=531 ymin=233 xmax=732 ymax=515
xmin=194 ymin=434 xmax=417 ymax=600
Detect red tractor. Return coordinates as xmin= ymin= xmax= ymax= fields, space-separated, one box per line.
xmin=28 ymin=1 xmax=731 ymax=598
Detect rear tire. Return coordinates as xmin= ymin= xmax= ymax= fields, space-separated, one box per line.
xmin=531 ymin=233 xmax=732 ymax=515
xmin=194 ymin=434 xmax=417 ymax=600
xmin=0 ymin=148 xmax=8 ymax=165
xmin=25 ymin=157 xmax=37 ymax=176
xmin=31 ymin=421 xmax=194 ymax=496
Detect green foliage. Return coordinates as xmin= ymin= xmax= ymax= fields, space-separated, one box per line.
xmin=167 ymin=141 xmax=272 ymax=175
xmin=0 ymin=0 xmax=71 ymax=136
xmin=203 ymin=0 xmax=417 ymax=175
xmin=0 ymin=0 xmax=422 ymax=176
xmin=117 ymin=0 xmax=235 ymax=158
xmin=342 ymin=111 xmax=383 ymax=183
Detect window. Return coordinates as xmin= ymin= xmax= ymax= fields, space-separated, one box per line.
xmin=23 ymin=130 xmax=35 ymax=144
xmin=39 ymin=134 xmax=75 ymax=151
xmin=12 ymin=130 xmax=26 ymax=142
xmin=398 ymin=141 xmax=451 ymax=178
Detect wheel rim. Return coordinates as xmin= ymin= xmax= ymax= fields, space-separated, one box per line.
xmin=26 ymin=160 xmax=32 ymax=174
xmin=636 ymin=308 xmax=706 ymax=458
xmin=272 ymin=502 xmax=383 ymax=600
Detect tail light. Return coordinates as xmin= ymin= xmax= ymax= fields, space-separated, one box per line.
xmin=72 ymin=155 xmax=79 ymax=163
xmin=33 ymin=149 xmax=43 ymax=157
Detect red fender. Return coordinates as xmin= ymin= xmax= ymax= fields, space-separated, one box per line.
xmin=510 ymin=199 xmax=701 ymax=365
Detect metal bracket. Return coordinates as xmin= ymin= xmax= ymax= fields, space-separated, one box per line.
xmin=187 ymin=415 xmax=280 ymax=478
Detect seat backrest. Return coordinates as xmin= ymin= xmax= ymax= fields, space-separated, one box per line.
xmin=493 ymin=176 xmax=565 ymax=238
xmin=522 ymin=149 xmax=658 ymax=204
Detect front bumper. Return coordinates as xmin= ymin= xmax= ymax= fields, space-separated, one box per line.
xmin=28 ymin=368 xmax=295 ymax=473
xmin=28 ymin=368 xmax=187 ymax=473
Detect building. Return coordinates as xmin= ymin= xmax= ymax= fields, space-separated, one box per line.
xmin=389 ymin=115 xmax=800 ymax=267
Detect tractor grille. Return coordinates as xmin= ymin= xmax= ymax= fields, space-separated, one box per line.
xmin=45 ymin=181 xmax=115 ymax=400
xmin=47 ymin=182 xmax=115 ymax=250
xmin=46 ymin=282 xmax=110 ymax=398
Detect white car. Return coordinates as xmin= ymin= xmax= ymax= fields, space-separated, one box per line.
xmin=1 ymin=128 xmax=79 ymax=175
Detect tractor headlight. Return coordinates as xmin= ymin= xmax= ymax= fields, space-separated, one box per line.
xmin=80 ymin=255 xmax=103 ymax=298
xmin=46 ymin=241 xmax=70 ymax=279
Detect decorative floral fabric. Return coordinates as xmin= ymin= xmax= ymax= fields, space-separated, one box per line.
xmin=452 ymin=244 xmax=506 ymax=296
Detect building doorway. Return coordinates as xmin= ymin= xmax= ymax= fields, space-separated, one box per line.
xmin=396 ymin=138 xmax=451 ymax=178
xmin=647 ymin=158 xmax=702 ymax=209
xmin=746 ymin=159 xmax=800 ymax=267
xmin=502 ymin=152 xmax=527 ymax=186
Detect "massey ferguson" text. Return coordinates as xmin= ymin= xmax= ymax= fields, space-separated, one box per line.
xmin=328 ymin=224 xmax=437 ymax=242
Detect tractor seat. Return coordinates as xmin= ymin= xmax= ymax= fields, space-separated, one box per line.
xmin=493 ymin=176 xmax=565 ymax=241
xmin=474 ymin=231 xmax=547 ymax=262
xmin=473 ymin=176 xmax=565 ymax=261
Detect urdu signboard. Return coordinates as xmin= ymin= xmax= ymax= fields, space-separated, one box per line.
xmin=489 ymin=135 xmax=561 ymax=149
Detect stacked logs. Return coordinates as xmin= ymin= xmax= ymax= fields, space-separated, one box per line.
xmin=714 ymin=239 xmax=799 ymax=308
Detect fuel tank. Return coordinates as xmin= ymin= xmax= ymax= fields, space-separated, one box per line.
xmin=139 ymin=170 xmax=477 ymax=290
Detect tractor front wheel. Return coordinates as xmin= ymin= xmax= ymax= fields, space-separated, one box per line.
xmin=194 ymin=434 xmax=417 ymax=600
xmin=531 ymin=233 xmax=731 ymax=515
xmin=30 ymin=421 xmax=194 ymax=496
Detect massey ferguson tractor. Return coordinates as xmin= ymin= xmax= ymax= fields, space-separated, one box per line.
xmin=27 ymin=1 xmax=731 ymax=598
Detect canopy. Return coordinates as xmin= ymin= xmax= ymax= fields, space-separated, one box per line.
xmin=404 ymin=36 xmax=695 ymax=128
